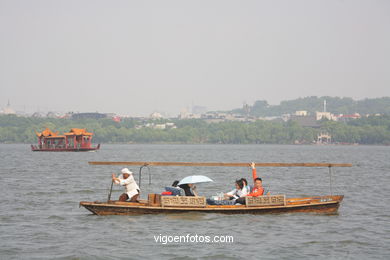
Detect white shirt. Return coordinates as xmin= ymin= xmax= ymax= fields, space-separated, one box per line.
xmin=226 ymin=186 xmax=248 ymax=199
xmin=115 ymin=174 xmax=140 ymax=198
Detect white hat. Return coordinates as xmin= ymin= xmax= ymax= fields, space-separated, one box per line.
xmin=121 ymin=168 xmax=132 ymax=175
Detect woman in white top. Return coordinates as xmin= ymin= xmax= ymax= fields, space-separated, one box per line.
xmin=206 ymin=179 xmax=248 ymax=205
xmin=224 ymin=179 xmax=248 ymax=200
xmin=241 ymin=178 xmax=251 ymax=193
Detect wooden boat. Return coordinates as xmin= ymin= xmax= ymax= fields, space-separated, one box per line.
xmin=31 ymin=128 xmax=100 ymax=152
xmin=80 ymin=161 xmax=351 ymax=216
xmin=80 ymin=195 xmax=344 ymax=215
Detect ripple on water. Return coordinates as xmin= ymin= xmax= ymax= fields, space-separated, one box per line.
xmin=46 ymin=215 xmax=66 ymax=221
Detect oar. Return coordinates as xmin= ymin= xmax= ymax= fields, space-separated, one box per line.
xmin=89 ymin=161 xmax=352 ymax=167
xmin=107 ymin=180 xmax=113 ymax=202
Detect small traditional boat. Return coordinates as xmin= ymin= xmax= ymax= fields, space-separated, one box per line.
xmin=31 ymin=128 xmax=100 ymax=152
xmin=80 ymin=195 xmax=344 ymax=215
xmin=80 ymin=161 xmax=351 ymax=215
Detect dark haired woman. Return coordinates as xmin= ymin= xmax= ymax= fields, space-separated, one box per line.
xmin=178 ymin=183 xmax=198 ymax=196
xmin=207 ymin=179 xmax=248 ymax=205
xmin=224 ymin=179 xmax=248 ymax=200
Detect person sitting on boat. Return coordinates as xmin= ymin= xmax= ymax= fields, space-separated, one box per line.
xmin=224 ymin=179 xmax=248 ymax=200
xmin=207 ymin=179 xmax=248 ymax=205
xmin=235 ymin=162 xmax=265 ymax=204
xmin=240 ymin=178 xmax=251 ymax=193
xmin=172 ymin=180 xmax=179 ymax=187
xmin=178 ymin=183 xmax=198 ymax=196
xmin=162 ymin=180 xmax=182 ymax=196
xmin=112 ymin=168 xmax=140 ymax=202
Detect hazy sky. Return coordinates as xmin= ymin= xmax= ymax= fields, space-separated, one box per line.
xmin=1 ymin=0 xmax=389 ymax=116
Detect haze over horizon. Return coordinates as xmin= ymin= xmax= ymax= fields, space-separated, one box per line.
xmin=1 ymin=0 xmax=389 ymax=116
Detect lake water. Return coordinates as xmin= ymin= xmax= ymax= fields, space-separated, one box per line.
xmin=0 ymin=144 xmax=389 ymax=259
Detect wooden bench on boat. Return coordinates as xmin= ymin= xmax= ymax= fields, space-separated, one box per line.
xmin=245 ymin=195 xmax=286 ymax=207
xmin=161 ymin=196 xmax=207 ymax=208
xmin=148 ymin=194 xmax=286 ymax=208
xmin=148 ymin=194 xmax=207 ymax=208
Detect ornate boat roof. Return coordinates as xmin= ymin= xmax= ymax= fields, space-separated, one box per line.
xmin=35 ymin=128 xmax=59 ymax=137
xmin=36 ymin=128 xmax=93 ymax=137
xmin=64 ymin=128 xmax=93 ymax=136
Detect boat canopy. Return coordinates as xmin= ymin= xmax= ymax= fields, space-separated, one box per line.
xmin=35 ymin=128 xmax=59 ymax=137
xmin=64 ymin=128 xmax=93 ymax=136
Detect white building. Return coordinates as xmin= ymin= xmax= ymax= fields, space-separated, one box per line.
xmin=316 ymin=112 xmax=337 ymax=121
xmin=1 ymin=101 xmax=16 ymax=115
xmin=179 ymin=108 xmax=201 ymax=119
xmin=150 ymin=112 xmax=163 ymax=119
xmin=154 ymin=124 xmax=166 ymax=129
xmin=295 ymin=110 xmax=308 ymax=116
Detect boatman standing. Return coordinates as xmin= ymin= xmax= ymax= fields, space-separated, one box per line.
xmin=112 ymin=168 xmax=140 ymax=202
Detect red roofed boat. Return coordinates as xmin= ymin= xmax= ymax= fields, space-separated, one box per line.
xmin=31 ymin=128 xmax=100 ymax=152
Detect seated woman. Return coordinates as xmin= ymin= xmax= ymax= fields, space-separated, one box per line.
xmin=240 ymin=178 xmax=251 ymax=193
xmin=162 ymin=180 xmax=182 ymax=196
xmin=207 ymin=179 xmax=247 ymax=205
xmin=178 ymin=183 xmax=198 ymax=196
xmin=224 ymin=179 xmax=248 ymax=200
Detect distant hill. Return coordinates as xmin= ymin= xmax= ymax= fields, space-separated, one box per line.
xmin=231 ymin=96 xmax=390 ymax=116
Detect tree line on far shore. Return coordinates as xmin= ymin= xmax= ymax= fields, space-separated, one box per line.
xmin=232 ymin=96 xmax=390 ymax=116
xmin=0 ymin=114 xmax=389 ymax=145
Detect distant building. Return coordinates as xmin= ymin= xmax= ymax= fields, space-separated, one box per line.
xmin=179 ymin=108 xmax=201 ymax=119
xmin=165 ymin=122 xmax=177 ymax=129
xmin=71 ymin=112 xmax=108 ymax=120
xmin=336 ymin=113 xmax=361 ymax=122
xmin=150 ymin=112 xmax=163 ymax=119
xmin=112 ymin=116 xmax=121 ymax=122
xmin=154 ymin=124 xmax=166 ymax=129
xmin=295 ymin=110 xmax=308 ymax=116
xmin=143 ymin=122 xmax=177 ymax=130
xmin=317 ymin=132 xmax=332 ymax=144
xmin=258 ymin=116 xmax=285 ymax=122
xmin=316 ymin=112 xmax=337 ymax=121
xmin=1 ymin=100 xmax=16 ymax=115
xmin=47 ymin=111 xmax=60 ymax=118
xmin=31 ymin=112 xmax=44 ymax=118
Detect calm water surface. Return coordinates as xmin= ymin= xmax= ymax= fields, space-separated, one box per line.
xmin=0 ymin=144 xmax=389 ymax=259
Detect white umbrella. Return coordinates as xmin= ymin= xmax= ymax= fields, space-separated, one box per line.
xmin=178 ymin=175 xmax=213 ymax=185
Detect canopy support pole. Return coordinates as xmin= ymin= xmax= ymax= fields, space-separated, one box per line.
xmin=107 ymin=180 xmax=113 ymax=202
xmin=329 ymin=166 xmax=333 ymax=196
xmin=138 ymin=165 xmax=151 ymax=193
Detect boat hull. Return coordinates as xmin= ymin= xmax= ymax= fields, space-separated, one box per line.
xmin=80 ymin=195 xmax=343 ymax=216
xmin=31 ymin=144 xmax=100 ymax=152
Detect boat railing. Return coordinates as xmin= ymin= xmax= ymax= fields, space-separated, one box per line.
xmin=160 ymin=195 xmax=207 ymax=208
xmin=245 ymin=195 xmax=286 ymax=207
